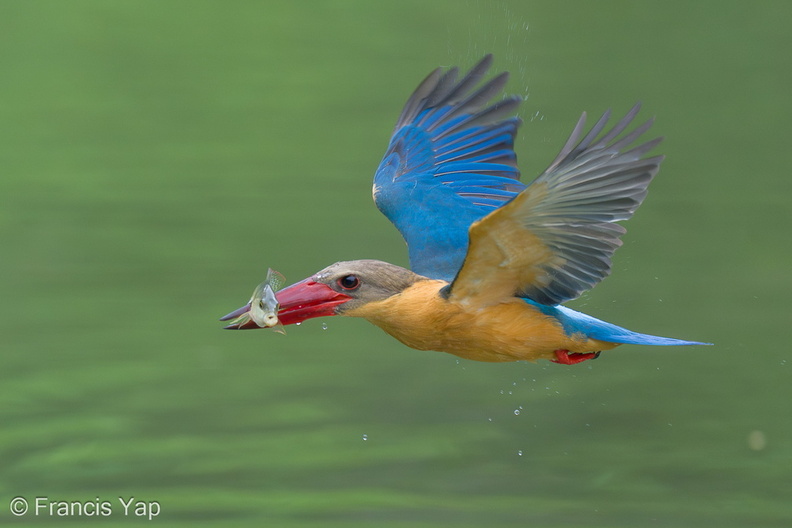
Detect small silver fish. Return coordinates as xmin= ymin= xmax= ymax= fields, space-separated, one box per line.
xmin=230 ymin=268 xmax=287 ymax=334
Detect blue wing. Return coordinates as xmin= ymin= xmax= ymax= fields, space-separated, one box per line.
xmin=372 ymin=55 xmax=524 ymax=281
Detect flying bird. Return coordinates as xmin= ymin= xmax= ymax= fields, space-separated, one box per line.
xmin=221 ymin=55 xmax=709 ymax=365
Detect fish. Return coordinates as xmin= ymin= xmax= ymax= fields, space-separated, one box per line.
xmin=229 ymin=268 xmax=286 ymax=334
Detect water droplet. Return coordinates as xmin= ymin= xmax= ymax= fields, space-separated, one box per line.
xmin=321 ymin=322 xmax=328 ymax=330
xmin=487 ymin=417 xmax=493 ymax=422
xmin=362 ymin=434 xmax=368 ymax=441
xmin=513 ymin=409 xmax=521 ymax=416
xmin=295 ymin=322 xmax=301 ymax=326
xmin=517 ymin=450 xmax=523 ymax=456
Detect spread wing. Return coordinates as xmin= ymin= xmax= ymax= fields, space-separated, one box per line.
xmin=372 ymin=55 xmax=525 ymax=282
xmin=447 ymin=104 xmax=664 ymax=307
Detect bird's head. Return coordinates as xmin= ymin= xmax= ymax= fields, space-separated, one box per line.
xmin=221 ymin=260 xmax=424 ymax=329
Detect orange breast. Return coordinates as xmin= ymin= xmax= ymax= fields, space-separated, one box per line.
xmin=344 ymin=280 xmax=616 ymax=362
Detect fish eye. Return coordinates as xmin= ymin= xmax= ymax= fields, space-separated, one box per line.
xmin=337 ymin=275 xmax=360 ymax=291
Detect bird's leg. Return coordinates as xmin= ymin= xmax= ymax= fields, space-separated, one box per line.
xmin=552 ymin=350 xmax=601 ymax=365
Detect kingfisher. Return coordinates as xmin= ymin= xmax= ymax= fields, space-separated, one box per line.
xmin=221 ymin=55 xmax=709 ymax=365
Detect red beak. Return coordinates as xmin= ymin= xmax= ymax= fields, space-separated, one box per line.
xmin=220 ymin=278 xmax=352 ymax=330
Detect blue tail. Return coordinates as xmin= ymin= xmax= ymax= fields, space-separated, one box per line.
xmin=526 ymin=299 xmax=711 ymax=346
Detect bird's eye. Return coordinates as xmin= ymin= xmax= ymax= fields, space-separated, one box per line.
xmin=337 ymin=275 xmax=360 ymax=290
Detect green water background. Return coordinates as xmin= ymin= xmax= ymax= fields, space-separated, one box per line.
xmin=1 ymin=1 xmax=789 ymax=526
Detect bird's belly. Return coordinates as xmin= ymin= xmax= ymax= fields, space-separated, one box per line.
xmin=348 ymin=281 xmax=615 ymax=362
xmin=386 ymin=303 xmax=610 ymax=362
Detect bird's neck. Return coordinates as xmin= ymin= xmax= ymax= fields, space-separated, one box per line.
xmin=342 ymin=279 xmax=455 ymax=349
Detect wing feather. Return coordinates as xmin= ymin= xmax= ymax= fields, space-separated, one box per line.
xmin=448 ymin=104 xmax=664 ymax=307
xmin=373 ymin=55 xmax=524 ymax=280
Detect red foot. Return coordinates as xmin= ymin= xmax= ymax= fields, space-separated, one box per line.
xmin=552 ymin=349 xmax=601 ymax=365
